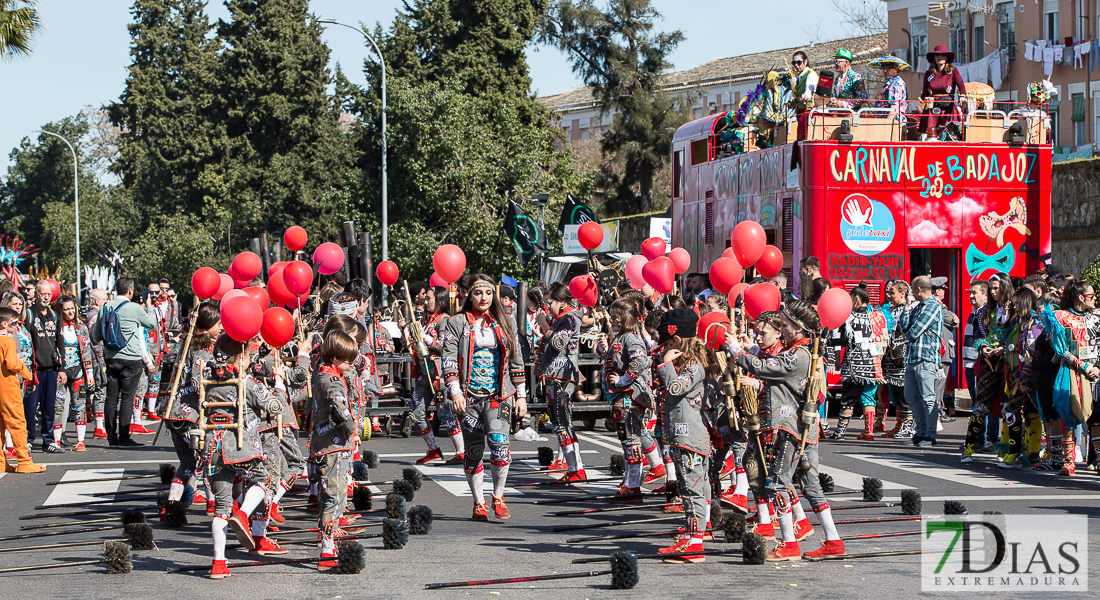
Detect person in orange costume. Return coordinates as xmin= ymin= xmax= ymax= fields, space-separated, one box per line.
xmin=1 ymin=306 xmax=46 ymax=473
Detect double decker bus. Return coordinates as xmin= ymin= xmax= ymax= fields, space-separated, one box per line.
xmin=670 ymin=106 xmax=1053 ymax=394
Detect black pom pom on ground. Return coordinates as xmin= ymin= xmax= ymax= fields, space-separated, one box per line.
xmin=121 ymin=509 xmax=146 ymax=525
xmin=159 ymin=464 xmax=177 ymax=485
xmin=164 ymin=501 xmax=188 ymax=527
xmin=124 ymin=523 xmax=156 ymax=551
xmin=609 ymin=551 xmax=639 ymax=590
xmin=537 ymin=446 xmax=554 ymax=466
xmin=943 ymin=500 xmax=968 ymax=515
xmin=664 ymin=480 xmax=680 ymax=504
xmin=351 ymin=461 xmax=369 ymax=482
xmin=352 ymin=486 xmax=373 ymax=511
xmin=103 ymin=541 xmax=133 ymax=574
xmin=335 ymin=540 xmax=367 ymax=574
xmin=408 ymin=505 xmax=433 ymax=535
xmin=861 ymin=477 xmax=884 ymax=502
xmin=382 ymin=518 xmax=409 ymax=550
xmin=742 ymin=532 xmax=767 ymax=565
xmin=155 ymin=491 xmax=169 ymax=509
xmin=385 ymin=493 xmax=408 ymax=520
xmin=609 ymin=454 xmax=626 ymax=477
xmin=819 ymin=472 xmax=835 ymax=493
xmin=361 ymin=449 xmax=380 ymax=469
xmin=393 ymin=479 xmax=415 ymax=503
xmin=401 ymin=467 xmax=424 ymax=491
xmin=710 ymin=501 xmax=724 ymax=530
xmin=721 ymin=513 xmax=746 ymax=544
xmin=901 ymin=490 xmax=922 ymax=515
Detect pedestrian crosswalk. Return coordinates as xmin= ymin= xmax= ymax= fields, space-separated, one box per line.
xmin=44 ymin=468 xmax=123 ymax=507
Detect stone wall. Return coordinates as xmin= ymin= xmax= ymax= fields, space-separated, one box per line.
xmin=1051 ymin=159 xmax=1100 ymax=276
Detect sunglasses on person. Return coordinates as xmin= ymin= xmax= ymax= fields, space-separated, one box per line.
xmin=1083 ymin=293 xmax=1096 ymax=299
xmin=792 ymin=60 xmax=804 ymax=66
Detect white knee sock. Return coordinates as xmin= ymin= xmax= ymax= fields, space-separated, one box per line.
xmin=212 ymin=516 xmax=229 ymax=560
xmin=4 ymin=430 xmax=12 ymax=449
xmin=450 ymin=432 xmax=464 ymax=454
xmin=778 ymin=510 xmax=796 ymax=543
xmin=76 ymin=423 xmax=86 ymax=442
xmin=169 ymin=479 xmax=185 ymax=502
xmin=467 ymin=468 xmax=485 ymax=505
xmin=567 ymin=442 xmax=584 ymax=471
xmin=734 ymin=468 xmax=748 ymax=496
xmin=421 ymin=430 xmax=438 ymax=451
xmin=665 ymin=459 xmax=678 ymax=482
xmin=147 ymin=397 xmax=156 ymax=414
xmin=490 ymin=463 xmax=509 ymax=498
xmin=239 ymin=485 xmax=265 ymax=516
xmin=53 ymin=424 xmax=62 ymax=444
xmin=816 ymin=506 xmax=841 ymax=541
xmin=625 ymin=462 xmax=642 ymax=488
xmin=756 ymin=498 xmax=771 ymax=524
xmin=95 ymin=413 xmax=104 ymax=430
xmin=643 ymin=446 xmax=662 ymax=469
xmin=272 ymin=480 xmax=290 ymax=505
xmin=792 ymin=495 xmax=808 ymax=522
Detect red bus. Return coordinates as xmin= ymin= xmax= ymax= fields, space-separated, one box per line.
xmin=670 ymin=107 xmax=1053 ymax=394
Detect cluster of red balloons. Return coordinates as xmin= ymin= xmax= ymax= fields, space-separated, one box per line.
xmin=709 ymin=221 xmax=787 ymax=318
xmin=624 ymin=237 xmax=691 ymax=295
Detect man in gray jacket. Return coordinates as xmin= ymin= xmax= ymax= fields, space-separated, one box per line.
xmin=90 ymin=278 xmax=158 ymax=447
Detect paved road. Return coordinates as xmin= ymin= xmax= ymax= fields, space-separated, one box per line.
xmin=1 ymin=418 xmax=1097 ymax=599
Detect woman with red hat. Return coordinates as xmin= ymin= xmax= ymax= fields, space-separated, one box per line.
xmin=918 ymin=44 xmax=966 ymax=139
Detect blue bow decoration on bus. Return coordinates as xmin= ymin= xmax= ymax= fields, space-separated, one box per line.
xmin=965 ymin=243 xmax=1015 ymax=278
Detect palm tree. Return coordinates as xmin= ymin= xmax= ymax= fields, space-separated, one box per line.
xmin=1 ymin=0 xmax=42 ymax=61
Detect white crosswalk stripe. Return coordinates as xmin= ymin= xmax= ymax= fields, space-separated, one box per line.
xmin=413 ymin=453 xmax=610 ymax=498
xmin=845 ymin=453 xmax=1040 ymax=489
xmin=43 ymin=468 xmax=124 ymax=506
xmin=818 ymin=464 xmax=913 ymax=490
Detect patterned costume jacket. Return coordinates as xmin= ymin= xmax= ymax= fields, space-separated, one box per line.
xmin=830 ymin=307 xmax=887 ymax=384
xmin=201 ymin=362 xmax=286 ymax=465
xmin=309 ymin=364 xmax=357 ymax=457
xmin=603 ymin=330 xmax=652 ymax=410
xmin=161 ymin=346 xmax=213 ymax=424
xmin=735 ymin=340 xmax=817 ymax=444
xmin=441 ymin=312 xmax=525 ymax=402
xmin=655 ymin=359 xmax=710 ymax=455
xmin=536 ymin=308 xmax=582 ymax=384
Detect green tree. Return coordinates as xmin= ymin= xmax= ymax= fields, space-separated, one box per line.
xmin=539 ymin=0 xmax=693 ymax=215
xmin=108 ymin=0 xmax=221 ymax=217
xmin=0 ymin=0 xmax=41 ymax=61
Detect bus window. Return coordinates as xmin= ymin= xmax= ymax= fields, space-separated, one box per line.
xmin=691 ymin=139 xmax=708 ymax=165
xmin=673 ymin=150 xmax=683 ymax=198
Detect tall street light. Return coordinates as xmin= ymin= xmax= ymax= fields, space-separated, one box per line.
xmin=318 ymin=18 xmax=388 ymax=265
xmin=33 ymin=130 xmax=81 ymax=302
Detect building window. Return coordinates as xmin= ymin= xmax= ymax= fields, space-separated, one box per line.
xmin=949 ymin=10 xmax=967 ymax=62
xmin=973 ymin=25 xmax=985 ymax=61
xmin=911 ymin=17 xmax=927 ymax=67
xmin=1046 ymin=11 xmax=1059 ymax=43
xmin=998 ymin=2 xmax=1015 ymax=59
xmin=1051 ymin=110 xmax=1059 ymax=147
xmin=1073 ymin=93 xmax=1086 ymax=145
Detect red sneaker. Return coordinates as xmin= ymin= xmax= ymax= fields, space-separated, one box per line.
xmin=194 ymin=491 xmax=207 ymax=504
xmin=751 ymin=522 xmax=775 ymax=540
xmin=472 ymin=502 xmax=488 ymax=522
xmin=856 ymin=432 xmax=874 ymax=441
xmin=318 ymin=552 xmax=338 ymax=571
xmin=719 ymin=490 xmax=748 ymax=514
xmin=269 ymin=503 xmax=285 ymax=525
xmin=803 ymin=539 xmax=846 ymax=558
xmin=209 ymin=559 xmax=231 ymax=579
xmin=767 ymin=541 xmax=802 ymax=562
xmin=659 ymin=538 xmax=705 ymax=563
xmin=129 ymin=423 xmax=154 ymax=435
xmin=491 ymin=496 xmax=511 ymax=519
xmin=93 ymin=428 xmax=108 ymax=439
xmin=416 ymin=448 xmax=444 ymax=465
xmin=540 ymin=458 xmax=567 ymax=471
xmin=661 ymin=503 xmax=685 ymax=513
xmin=1059 ymin=462 xmax=1076 ymax=476
xmin=228 ymin=509 xmax=256 ymax=551
xmin=444 ymin=452 xmax=466 ymax=465
xmin=338 ymin=516 xmax=357 ymax=527
xmin=608 ymin=485 xmax=642 ymax=503
xmin=795 ymin=518 xmax=815 ymax=541
xmin=560 ymin=469 xmax=587 ymax=484
xmin=719 ymin=454 xmax=736 ymax=479
xmin=651 ymin=484 xmax=667 ymax=494
xmin=643 ymin=463 xmax=667 ymax=484
xmin=250 ymin=536 xmax=288 ymax=555
xmin=145 ymin=411 xmax=162 ymax=422
xmin=206 ymin=500 xmax=215 ymax=516
xmin=4 ymin=447 xmax=16 ymax=459
xmin=74 ymin=441 xmax=86 ymax=452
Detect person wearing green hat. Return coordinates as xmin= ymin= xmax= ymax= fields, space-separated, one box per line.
xmin=828 ymin=48 xmax=866 ymax=110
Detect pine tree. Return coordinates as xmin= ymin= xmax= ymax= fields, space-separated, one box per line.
xmin=109 ymin=0 xmax=220 ymax=217
xmin=540 ymin=0 xmax=693 ymax=214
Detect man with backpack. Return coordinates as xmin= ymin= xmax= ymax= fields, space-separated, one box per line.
xmin=90 ymin=278 xmax=158 ymax=447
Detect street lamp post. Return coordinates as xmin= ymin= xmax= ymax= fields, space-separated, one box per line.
xmin=33 ymin=130 xmax=81 ymax=302
xmin=318 ymin=18 xmax=387 ymax=267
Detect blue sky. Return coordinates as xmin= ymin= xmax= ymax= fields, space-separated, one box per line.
xmin=1 ymin=0 xmax=851 ymax=174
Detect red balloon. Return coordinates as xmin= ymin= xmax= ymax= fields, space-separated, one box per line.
xmin=697 ymin=311 xmax=731 ymax=349
xmin=267 ymin=270 xmax=294 ymax=306
xmin=818 ymin=287 xmax=855 ymax=330
xmin=641 ymin=256 xmax=676 ymax=294
xmin=213 ymin=274 xmax=234 ymax=301
xmin=45 ymin=279 xmax=61 ymax=303
xmin=267 ymin=261 xmax=289 ymax=278
xmin=283 ymin=261 xmax=314 ymax=296
xmin=221 ymin=289 xmax=248 ymax=303
xmin=722 ymin=248 xmax=735 ymax=260
xmin=192 ymin=267 xmax=221 ymax=300
xmin=260 ymin=307 xmax=296 ymax=348
xmin=230 ymin=251 xmax=262 ymax=281
xmin=569 ymin=275 xmax=598 ymax=304
xmin=220 ymin=295 xmax=263 ymax=342
xmin=433 ymin=244 xmax=466 ymax=284
xmin=285 ymin=291 xmax=309 ymax=310
xmin=376 ymin=260 xmax=400 ymax=287
xmin=731 ymin=221 xmax=766 ymax=267
xmin=244 ymin=286 xmax=270 ymax=309
xmin=708 ymin=257 xmax=743 ymax=294
xmin=284 ymin=226 xmax=308 ymax=252
xmin=756 ymin=245 xmax=783 ymax=279
xmin=313 ymin=242 xmax=345 ymax=275
xmin=669 ymin=248 xmax=691 ymax=274
xmin=232 ymin=277 xmax=252 ymax=289
xmin=640 ymin=237 xmax=667 ymax=261
xmin=744 ymin=283 xmax=782 ymax=319
xmin=429 ymin=273 xmax=447 ymax=289
xmin=728 ymin=282 xmax=749 ymax=302
xmin=625 ymin=255 xmax=648 ymax=290
xmin=577 ymin=222 xmax=604 ymax=251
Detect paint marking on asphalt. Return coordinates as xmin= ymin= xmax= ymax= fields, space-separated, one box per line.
xmin=43 ymin=469 xmax=124 ymax=506
xmin=844 ymin=454 xmax=1037 ymax=489
xmin=817 ymin=464 xmax=913 ymax=491
xmin=577 ymin=432 xmax=628 ymax=453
